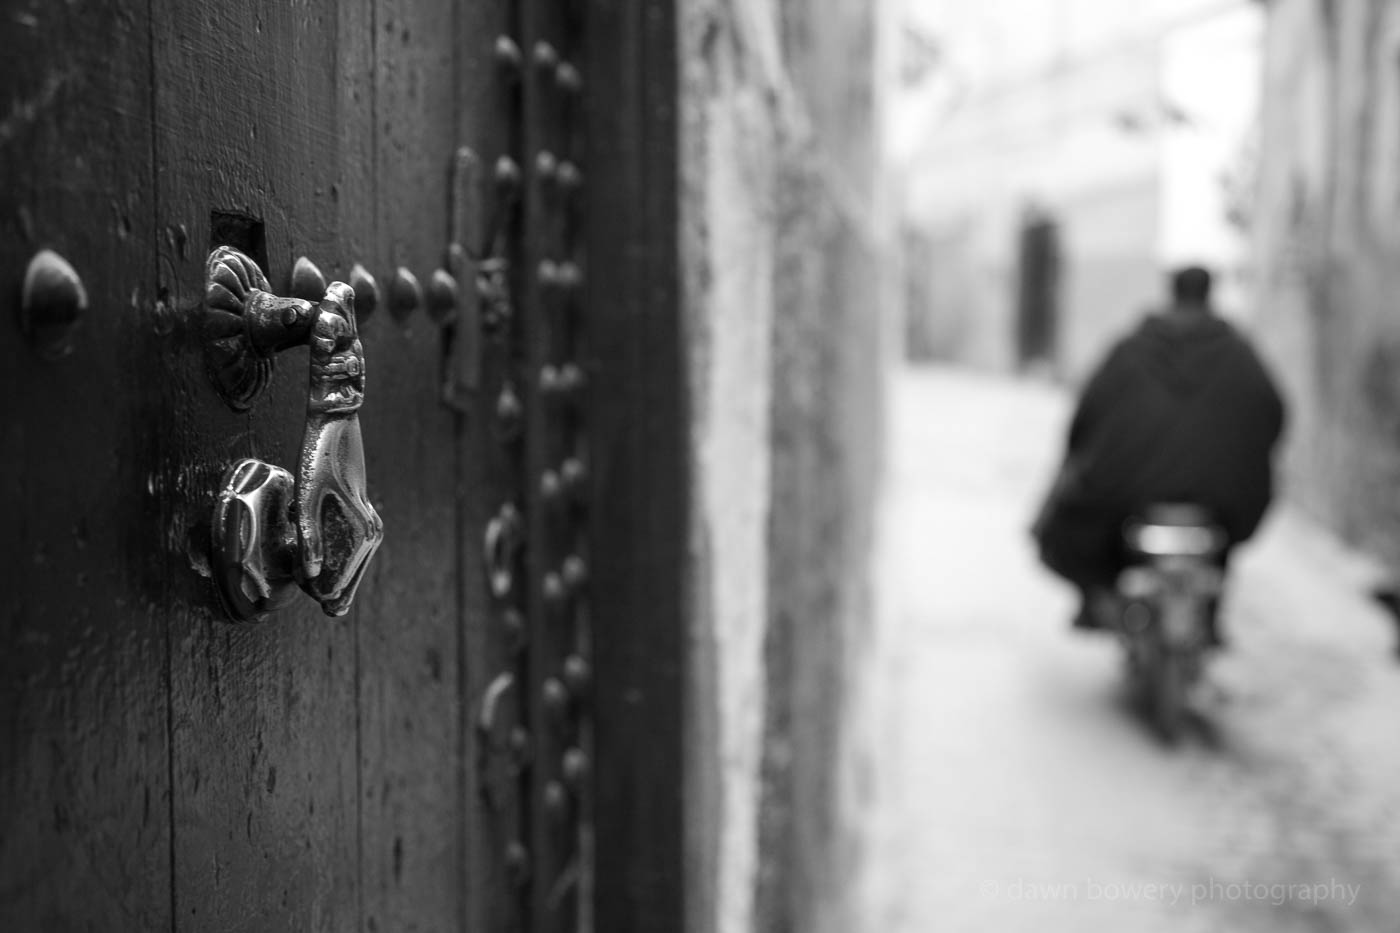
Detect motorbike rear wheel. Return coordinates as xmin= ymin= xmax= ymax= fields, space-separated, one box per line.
xmin=1152 ymin=647 xmax=1186 ymax=743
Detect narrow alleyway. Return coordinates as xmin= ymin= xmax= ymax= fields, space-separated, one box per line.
xmin=861 ymin=366 xmax=1400 ymax=932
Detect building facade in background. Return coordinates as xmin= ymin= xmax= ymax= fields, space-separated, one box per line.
xmin=893 ymin=0 xmax=1260 ymax=382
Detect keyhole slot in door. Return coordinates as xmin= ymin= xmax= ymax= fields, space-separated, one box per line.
xmin=210 ymin=210 xmax=268 ymax=278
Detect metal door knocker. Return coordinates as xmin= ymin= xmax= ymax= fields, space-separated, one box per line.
xmin=202 ymin=246 xmax=385 ymax=622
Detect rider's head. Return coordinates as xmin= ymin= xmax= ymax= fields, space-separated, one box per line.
xmin=1170 ymin=265 xmax=1212 ymax=308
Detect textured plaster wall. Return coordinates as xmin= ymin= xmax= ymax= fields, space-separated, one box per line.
xmin=680 ymin=1 xmax=891 ymax=931
xmin=681 ymin=5 xmax=778 ymax=931
xmin=1253 ymin=0 xmax=1400 ymax=563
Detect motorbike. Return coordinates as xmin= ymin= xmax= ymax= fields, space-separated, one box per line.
xmin=1114 ymin=503 xmax=1227 ymax=742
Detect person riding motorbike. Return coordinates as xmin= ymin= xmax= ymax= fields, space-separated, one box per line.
xmin=1031 ymin=265 xmax=1286 ymax=644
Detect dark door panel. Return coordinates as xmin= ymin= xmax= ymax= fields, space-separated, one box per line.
xmin=2 ymin=1 xmax=682 ymax=931
xmin=0 ymin=4 xmax=171 ymax=930
xmin=148 ymin=2 xmax=372 ymax=929
xmin=357 ymin=0 xmax=466 ymax=930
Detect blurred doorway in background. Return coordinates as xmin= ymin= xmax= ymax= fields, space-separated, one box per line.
xmin=1015 ymin=206 xmax=1062 ymax=374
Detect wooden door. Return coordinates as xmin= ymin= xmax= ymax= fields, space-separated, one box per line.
xmin=0 ymin=1 xmax=683 ymax=932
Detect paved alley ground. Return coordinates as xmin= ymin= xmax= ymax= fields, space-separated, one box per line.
xmin=859 ymin=366 xmax=1400 ymax=932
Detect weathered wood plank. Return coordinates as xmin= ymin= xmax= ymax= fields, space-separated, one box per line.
xmin=582 ymin=2 xmax=687 ymax=932
xmin=0 ymin=2 xmax=170 ymax=929
xmin=520 ymin=1 xmax=590 ymax=930
xmin=356 ymin=0 xmax=465 ymax=929
xmin=148 ymin=1 xmax=369 ymax=929
xmin=454 ymin=4 xmax=529 ymax=933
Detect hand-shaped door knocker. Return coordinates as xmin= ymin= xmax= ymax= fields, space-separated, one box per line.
xmin=203 ymin=246 xmax=384 ymax=622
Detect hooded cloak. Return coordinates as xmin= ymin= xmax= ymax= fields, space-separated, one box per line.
xmin=1032 ymin=309 xmax=1286 ymax=586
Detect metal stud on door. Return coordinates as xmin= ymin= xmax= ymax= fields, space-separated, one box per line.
xmin=466 ymin=2 xmax=593 ymax=930
xmin=516 ymin=3 xmax=592 ymax=931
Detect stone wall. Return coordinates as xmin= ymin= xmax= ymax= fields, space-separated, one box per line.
xmin=1253 ymin=0 xmax=1400 ymax=563
xmin=679 ymin=1 xmax=892 ymax=930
